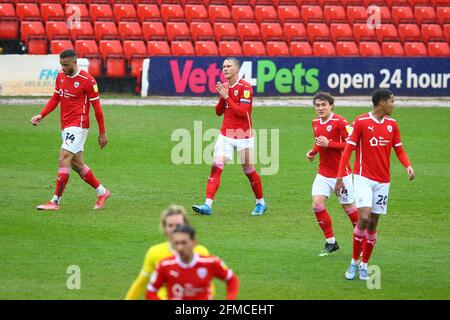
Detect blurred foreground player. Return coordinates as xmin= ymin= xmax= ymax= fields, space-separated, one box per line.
xmin=192 ymin=57 xmax=266 ymax=216
xmin=125 ymin=205 xmax=211 ymax=300
xmin=31 ymin=49 xmax=110 ymax=210
xmin=146 ymin=225 xmax=239 ymax=300
xmin=335 ymin=89 xmax=415 ymax=280
xmin=306 ymin=92 xmax=358 ymax=256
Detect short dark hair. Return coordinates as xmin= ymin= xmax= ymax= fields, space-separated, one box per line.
xmin=372 ymin=89 xmax=393 ymax=107
xmin=313 ymin=91 xmax=334 ymax=106
xmin=173 ymin=224 xmax=196 ymax=240
xmin=59 ymin=49 xmax=77 ymax=59
xmin=224 ymin=57 xmax=241 ymax=69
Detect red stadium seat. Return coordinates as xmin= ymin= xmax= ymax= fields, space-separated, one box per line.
xmin=346 ymin=6 xmax=367 ymax=24
xmin=330 ymin=23 xmax=353 ymax=42
xmin=436 ymin=7 xmax=450 ymax=25
xmin=89 ymin=4 xmax=114 ymax=22
xmin=195 ymin=41 xmax=219 ymax=56
xmin=20 ymin=21 xmax=45 ymax=44
xmin=414 ymin=6 xmax=436 ymax=24
xmin=359 ymin=41 xmax=382 ymax=56
xmin=444 ymin=24 xmax=450 ymax=42
xmin=50 ymin=40 xmax=73 ymax=54
xmin=313 ymin=42 xmax=336 ymax=56
xmin=142 ymin=21 xmax=166 ymax=41
xmin=290 ymin=41 xmax=313 ymax=56
xmin=255 ymin=5 xmax=277 ymax=24
xmin=301 ymin=5 xmax=323 ymax=23
xmin=166 ymin=22 xmax=190 ymax=41
xmin=123 ymin=40 xmax=147 ymax=77
xmin=218 ymin=41 xmax=243 ymax=55
xmin=114 ymin=4 xmax=137 ymax=23
xmin=94 ymin=21 xmax=119 ymax=41
xmin=41 ymin=3 xmax=64 ymax=22
xmin=99 ymin=39 xmax=124 ymax=60
xmin=28 ymin=38 xmax=48 ymax=54
xmin=231 ymin=5 xmax=254 ymax=23
xmin=237 ymin=22 xmax=260 ymax=42
xmin=353 ymin=23 xmax=376 ymax=42
xmin=376 ymin=6 xmax=392 ymax=22
xmin=75 ymin=39 xmax=102 ymax=77
xmin=277 ymin=5 xmax=300 ymax=23
xmin=421 ymin=24 xmax=443 ymax=43
xmin=16 ymin=3 xmax=40 ymax=21
xmin=398 ymin=24 xmax=421 ymax=42
xmin=65 ymin=4 xmax=89 ymax=22
xmin=137 ymin=4 xmax=161 ymax=23
xmin=214 ymin=22 xmax=238 ymax=41
xmin=118 ymin=21 xmax=142 ymax=40
xmin=307 ymin=23 xmax=330 ymax=42
xmin=266 ymin=41 xmax=289 ymax=56
xmin=208 ymin=5 xmax=231 ymax=23
xmin=185 ymin=4 xmax=208 ymax=23
xmin=391 ymin=6 xmax=414 ymax=25
xmin=260 ymin=22 xmax=283 ymax=42
xmin=160 ymin=4 xmax=184 ymax=23
xmin=336 ymin=41 xmax=359 ymax=56
xmin=382 ymin=42 xmax=404 ymax=56
xmin=324 ymin=5 xmax=346 ymax=23
xmin=428 ymin=42 xmax=450 ymax=56
xmin=404 ymin=41 xmax=427 ymax=56
xmin=190 ymin=21 xmax=213 ymax=41
xmin=99 ymin=40 xmax=126 ymax=78
xmin=147 ymin=40 xmax=171 ymax=55
xmin=171 ymin=40 xmax=195 ymax=55
xmin=376 ymin=24 xmax=398 ymax=42
xmin=0 ymin=3 xmax=18 ymax=39
xmin=242 ymin=41 xmax=266 ymax=56
xmin=46 ymin=21 xmax=70 ymax=40
xmin=69 ymin=21 xmax=94 ymax=40
xmin=283 ymin=23 xmax=306 ymax=42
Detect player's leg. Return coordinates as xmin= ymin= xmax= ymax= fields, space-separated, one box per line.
xmin=37 ymin=148 xmax=73 ymax=210
xmin=339 ymin=175 xmax=358 ymax=227
xmin=238 ymin=146 xmax=266 ymax=216
xmin=71 ymin=153 xmax=110 ymax=209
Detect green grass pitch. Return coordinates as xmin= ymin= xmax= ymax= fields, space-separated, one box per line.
xmin=0 ymin=104 xmax=449 ymax=299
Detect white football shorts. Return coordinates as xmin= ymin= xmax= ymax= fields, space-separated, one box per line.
xmin=213 ymin=133 xmax=254 ymax=161
xmin=312 ymin=173 xmax=354 ymax=204
xmin=61 ymin=126 xmax=89 ymax=154
xmin=353 ymin=174 xmax=391 ymax=214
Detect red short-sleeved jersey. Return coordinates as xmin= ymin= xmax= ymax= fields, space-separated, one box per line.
xmin=147 ymin=254 xmax=234 ymax=300
xmin=217 ymin=79 xmax=253 ymax=139
xmin=347 ymin=112 xmax=403 ymax=183
xmin=313 ymin=113 xmax=352 ymax=178
xmin=54 ymin=69 xmax=100 ymax=130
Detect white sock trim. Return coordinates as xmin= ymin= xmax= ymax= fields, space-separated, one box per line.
xmin=205 ymin=198 xmax=213 ymax=207
xmin=96 ymin=185 xmax=106 ymax=195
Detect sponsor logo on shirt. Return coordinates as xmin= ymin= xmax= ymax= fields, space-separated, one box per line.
xmin=240 ymin=98 xmax=251 ymax=104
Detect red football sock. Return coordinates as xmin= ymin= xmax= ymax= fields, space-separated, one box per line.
xmin=344 ymin=207 xmax=359 ymax=227
xmin=362 ymin=230 xmax=377 ymax=263
xmin=353 ymin=225 xmax=367 ymax=260
xmin=205 ymin=164 xmax=223 ymax=200
xmin=244 ymin=167 xmax=263 ymax=200
xmin=54 ymin=166 xmax=70 ymax=199
xmin=314 ymin=205 xmax=334 ymax=239
xmin=79 ymin=165 xmax=100 ymax=189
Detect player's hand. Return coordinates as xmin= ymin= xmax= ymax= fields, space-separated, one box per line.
xmin=315 ymin=136 xmax=329 ymax=147
xmin=98 ymin=133 xmax=108 ymax=149
xmin=335 ymin=178 xmax=345 ymax=197
xmin=306 ymin=150 xmax=316 ymax=162
xmin=31 ymin=114 xmax=42 ymax=126
xmin=216 ymin=81 xmax=229 ymax=100
xmin=406 ymin=166 xmax=415 ymax=180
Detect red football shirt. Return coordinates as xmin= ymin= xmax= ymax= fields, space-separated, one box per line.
xmin=215 ymin=79 xmax=253 ymax=139
xmin=312 ymin=113 xmax=352 ymax=178
xmin=54 ymin=69 xmax=100 ymax=130
xmin=347 ymin=112 xmax=403 ymax=183
xmin=147 ymin=254 xmax=234 ymax=300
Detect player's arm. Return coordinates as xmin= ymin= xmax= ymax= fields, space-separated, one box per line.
xmin=393 ymin=123 xmax=415 ymax=180
xmin=86 ymin=79 xmax=107 ymax=148
xmin=125 ymin=248 xmax=155 ymax=300
xmin=31 ymin=81 xmax=60 ymax=126
xmin=212 ymin=258 xmax=240 ymax=300
xmin=215 ymin=98 xmax=226 ymax=116
xmin=306 ymin=122 xmax=319 ymax=161
xmin=328 ymin=119 xmax=351 ymax=149
xmin=145 ymin=265 xmax=166 ymax=300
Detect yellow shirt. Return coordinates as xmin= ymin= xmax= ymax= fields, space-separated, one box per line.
xmin=125 ymin=241 xmax=210 ymax=300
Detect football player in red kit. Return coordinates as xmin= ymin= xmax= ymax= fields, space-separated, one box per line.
xmin=192 ymin=58 xmax=266 ymax=216
xmin=306 ymin=92 xmax=359 ymax=256
xmin=31 ymin=49 xmax=110 ymax=211
xmin=335 ymin=89 xmax=415 ymax=280
xmin=146 ymin=224 xmax=239 ymax=300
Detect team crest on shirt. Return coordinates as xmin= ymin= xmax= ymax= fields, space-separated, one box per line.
xmin=326 ymin=125 xmax=332 ymax=132
xmin=243 ymin=90 xmax=251 ymax=98
xmin=74 ymin=82 xmax=79 ymax=88
xmin=234 ymin=90 xmax=238 ymax=96
xmin=197 ymin=267 xmax=208 ymax=279
xmin=387 ymin=125 xmax=392 ymax=132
